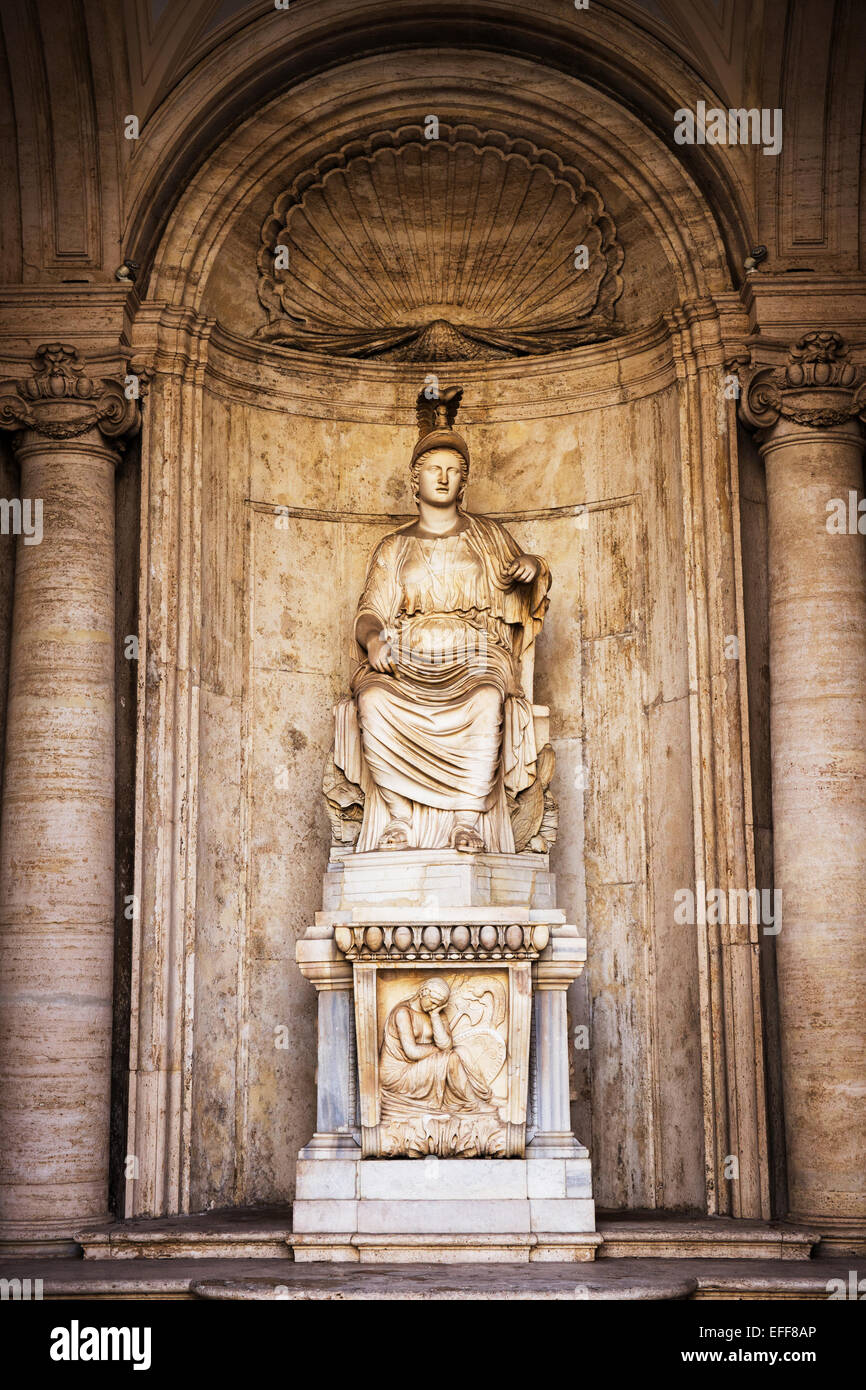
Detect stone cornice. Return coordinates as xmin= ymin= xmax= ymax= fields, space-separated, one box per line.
xmin=0 ymin=344 xmax=141 ymax=444
xmin=197 ymin=309 xmax=738 ymax=424
xmin=738 ymin=275 xmax=866 ymax=341
xmin=124 ymin=296 xmax=757 ymax=416
xmin=0 ymin=286 xmax=140 ymax=365
xmin=737 ymin=331 xmax=866 ymax=433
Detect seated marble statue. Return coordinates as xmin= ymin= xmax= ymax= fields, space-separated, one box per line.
xmin=334 ymin=388 xmax=550 ymax=853
xmin=379 ymin=977 xmax=497 ymax=1121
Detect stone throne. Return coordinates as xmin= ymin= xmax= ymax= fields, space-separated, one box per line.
xmin=293 ymin=389 xmax=598 ymax=1262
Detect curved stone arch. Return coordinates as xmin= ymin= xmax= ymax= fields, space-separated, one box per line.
xmin=126 ymin=0 xmax=755 ymax=302
xmin=143 ymin=52 xmax=736 ymax=332
xmin=119 ymin=6 xmax=770 ymax=1229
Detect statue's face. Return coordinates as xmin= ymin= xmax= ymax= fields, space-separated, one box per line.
xmin=416 ymin=448 xmax=465 ymax=507
xmin=419 ymin=982 xmax=449 ymax=1011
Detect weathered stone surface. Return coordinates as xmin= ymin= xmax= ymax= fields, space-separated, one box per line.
xmin=5 ymin=1250 xmax=860 ymax=1299
xmin=0 ymin=350 xmax=139 ymax=1253
xmin=0 ymin=0 xmax=864 ymax=1265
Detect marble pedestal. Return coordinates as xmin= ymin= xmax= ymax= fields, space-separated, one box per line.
xmin=293 ymin=850 xmax=597 ymax=1263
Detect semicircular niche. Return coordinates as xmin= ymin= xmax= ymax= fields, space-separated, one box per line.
xmin=256 ymin=124 xmax=624 ymax=360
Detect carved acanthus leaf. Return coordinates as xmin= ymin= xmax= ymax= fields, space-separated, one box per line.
xmin=738 ymin=331 xmax=866 ymax=432
xmin=0 ymin=344 xmax=141 ymax=442
xmin=510 ymin=743 xmax=558 ymax=853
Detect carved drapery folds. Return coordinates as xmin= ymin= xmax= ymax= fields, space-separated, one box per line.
xmin=256 ymin=125 xmax=624 ymax=360
xmin=323 ymin=742 xmax=559 ymax=853
xmin=0 ymin=343 xmax=140 ymax=443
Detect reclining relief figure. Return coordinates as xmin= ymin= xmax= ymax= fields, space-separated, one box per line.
xmin=331 ymin=387 xmax=552 ymax=854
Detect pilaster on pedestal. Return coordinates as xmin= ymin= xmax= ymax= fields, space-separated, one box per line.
xmin=295 ymin=931 xmax=360 ymax=1158
xmin=528 ymin=923 xmax=589 ymax=1161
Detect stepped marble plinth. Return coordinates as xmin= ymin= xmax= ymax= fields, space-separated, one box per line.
xmin=290 ymin=1158 xmax=599 ymax=1262
xmin=323 ymin=848 xmax=557 ymax=915
xmin=294 ymin=848 xmax=596 ymax=1262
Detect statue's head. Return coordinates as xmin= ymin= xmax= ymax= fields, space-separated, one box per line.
xmin=410 ymin=445 xmax=468 ymax=508
xmin=412 ymin=385 xmax=469 ymax=508
xmin=418 ymin=977 xmax=450 ymax=1011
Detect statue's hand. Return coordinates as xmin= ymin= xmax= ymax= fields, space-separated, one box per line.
xmin=504 ymin=553 xmax=540 ymax=584
xmin=367 ymin=631 xmax=397 ymax=674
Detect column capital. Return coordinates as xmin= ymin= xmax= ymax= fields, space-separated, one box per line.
xmin=737 ymin=330 xmax=866 ymax=435
xmin=296 ymin=935 xmax=353 ymax=989
xmin=533 ymin=922 xmax=586 ymax=990
xmin=0 ymin=343 xmax=142 ymax=446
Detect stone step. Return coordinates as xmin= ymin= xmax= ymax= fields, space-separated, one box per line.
xmin=596 ymin=1218 xmax=819 ymax=1260
xmin=72 ymin=1211 xmax=819 ymax=1262
xmin=75 ymin=1211 xmax=292 ymax=1260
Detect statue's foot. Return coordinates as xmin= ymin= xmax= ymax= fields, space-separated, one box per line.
xmin=377 ymin=820 xmax=411 ymax=850
xmin=450 ymin=823 xmax=485 ymax=853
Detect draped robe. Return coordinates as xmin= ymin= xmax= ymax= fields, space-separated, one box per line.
xmin=334 ymin=511 xmax=550 ymax=852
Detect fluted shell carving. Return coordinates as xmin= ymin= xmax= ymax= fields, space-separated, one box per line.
xmin=257 ymin=125 xmax=624 ymax=360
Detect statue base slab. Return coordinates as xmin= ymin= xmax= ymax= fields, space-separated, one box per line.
xmin=290 ymin=1157 xmax=599 ymax=1263
xmin=322 ymin=847 xmax=556 ymax=914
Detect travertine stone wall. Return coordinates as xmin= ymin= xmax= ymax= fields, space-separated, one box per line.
xmin=0 ymin=0 xmax=864 ymax=1254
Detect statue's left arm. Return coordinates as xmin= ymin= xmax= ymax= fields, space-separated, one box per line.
xmin=495 ymin=521 xmax=551 ymax=657
xmin=503 ymin=552 xmax=542 ymax=584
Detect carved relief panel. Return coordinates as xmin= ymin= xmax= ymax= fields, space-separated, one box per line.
xmin=352 ymin=962 xmax=533 ymax=1158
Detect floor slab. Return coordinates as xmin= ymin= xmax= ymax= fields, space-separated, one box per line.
xmin=1 ymin=1255 xmax=861 ymax=1301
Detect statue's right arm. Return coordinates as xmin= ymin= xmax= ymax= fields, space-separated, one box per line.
xmin=355 ymin=612 xmax=382 ymax=653
xmin=356 ymin=613 xmax=396 ymax=674
xmin=355 ymin=535 xmax=399 ymax=673
xmin=430 ymin=1009 xmax=452 ymax=1051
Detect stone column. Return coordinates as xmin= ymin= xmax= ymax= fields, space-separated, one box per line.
xmin=296 ymin=930 xmax=360 ymax=1156
xmin=741 ymin=332 xmax=866 ymax=1252
xmin=528 ymin=922 xmax=588 ymax=1158
xmin=0 ymin=345 xmax=139 ymax=1254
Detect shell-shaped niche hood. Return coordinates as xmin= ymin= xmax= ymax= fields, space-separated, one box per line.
xmin=255 ymin=124 xmax=624 ymax=361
